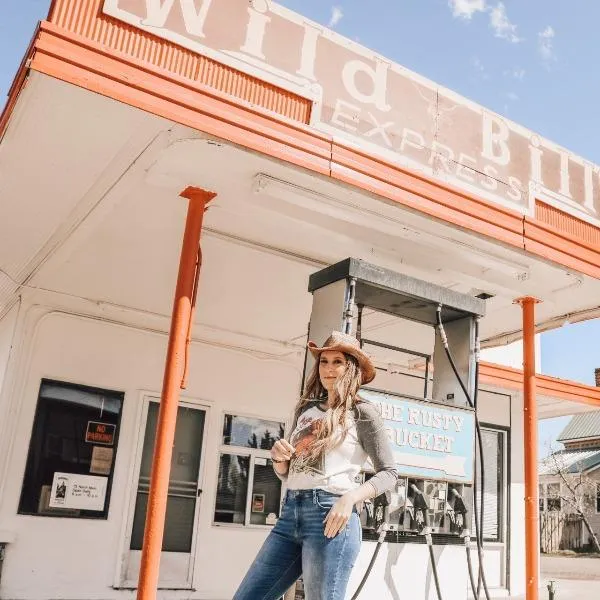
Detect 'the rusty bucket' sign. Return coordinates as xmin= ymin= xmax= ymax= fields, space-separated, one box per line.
xmin=103 ymin=0 xmax=600 ymax=222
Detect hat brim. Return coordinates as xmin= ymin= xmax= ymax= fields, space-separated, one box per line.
xmin=307 ymin=340 xmax=376 ymax=385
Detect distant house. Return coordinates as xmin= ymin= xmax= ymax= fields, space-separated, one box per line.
xmin=539 ymin=410 xmax=600 ymax=549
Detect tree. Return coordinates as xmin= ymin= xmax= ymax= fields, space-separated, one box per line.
xmin=260 ymin=429 xmax=274 ymax=450
xmin=545 ymin=449 xmax=600 ymax=553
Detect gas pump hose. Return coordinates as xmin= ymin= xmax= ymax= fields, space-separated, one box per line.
xmin=425 ymin=530 xmax=443 ymax=600
xmin=436 ymin=306 xmax=491 ymax=600
xmin=464 ymin=534 xmax=479 ymax=598
xmin=350 ymin=523 xmax=388 ymax=600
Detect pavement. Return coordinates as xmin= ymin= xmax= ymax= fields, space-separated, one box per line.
xmin=537 ymin=554 xmax=600 ymax=599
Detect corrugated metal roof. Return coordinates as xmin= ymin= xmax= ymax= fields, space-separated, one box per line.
xmin=557 ymin=411 xmax=600 ymax=442
xmin=539 ymin=449 xmax=600 ymax=475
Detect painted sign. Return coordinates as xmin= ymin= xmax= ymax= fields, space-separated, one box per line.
xmin=359 ymin=390 xmax=475 ymax=484
xmin=49 ymin=472 xmax=108 ymax=511
xmin=85 ymin=421 xmax=116 ymax=445
xmin=252 ymin=493 xmax=265 ymax=513
xmin=103 ymin=0 xmax=600 ymax=224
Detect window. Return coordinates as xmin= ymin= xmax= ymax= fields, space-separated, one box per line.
xmin=596 ymin=482 xmax=600 ymax=514
xmin=471 ymin=427 xmax=507 ymax=542
xmin=539 ymin=484 xmax=545 ymax=513
xmin=19 ymin=380 xmax=123 ymax=519
xmin=539 ymin=482 xmax=562 ymax=513
xmin=214 ymin=414 xmax=285 ymax=527
xmin=546 ymin=483 xmax=561 ymax=512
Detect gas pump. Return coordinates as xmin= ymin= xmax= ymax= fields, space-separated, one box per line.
xmin=302 ymin=258 xmax=491 ymax=600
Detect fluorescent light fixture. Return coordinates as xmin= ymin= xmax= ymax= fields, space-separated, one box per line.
xmin=253 ymin=174 xmax=531 ymax=279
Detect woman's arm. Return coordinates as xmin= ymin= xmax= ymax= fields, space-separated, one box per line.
xmin=354 ymin=401 xmax=398 ymax=496
xmin=271 ymin=410 xmax=300 ymax=480
xmin=323 ymin=401 xmax=398 ymax=538
xmin=270 ymin=438 xmax=295 ymax=478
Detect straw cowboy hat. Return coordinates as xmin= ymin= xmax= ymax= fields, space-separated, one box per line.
xmin=307 ymin=331 xmax=376 ymax=385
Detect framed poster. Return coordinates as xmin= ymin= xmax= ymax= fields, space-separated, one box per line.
xmin=49 ymin=472 xmax=108 ymax=511
xmin=90 ymin=447 xmax=114 ymax=475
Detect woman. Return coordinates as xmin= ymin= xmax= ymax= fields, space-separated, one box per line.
xmin=233 ymin=331 xmax=398 ymax=600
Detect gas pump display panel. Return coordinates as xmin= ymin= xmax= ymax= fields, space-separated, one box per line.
xmin=359 ymin=474 xmax=473 ymax=537
xmin=358 ymin=389 xmax=475 ymax=539
xmin=360 ymin=389 xmax=475 ymax=484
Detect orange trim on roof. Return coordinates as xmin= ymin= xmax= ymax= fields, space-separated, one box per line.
xmin=480 ymin=361 xmax=600 ymax=407
xmin=46 ymin=0 xmax=312 ymax=124
xmin=3 ymin=17 xmax=600 ymax=282
xmin=331 ymin=143 xmax=524 ymax=247
xmin=29 ymin=22 xmax=528 ymax=246
xmin=33 ymin=23 xmax=332 ymax=175
xmin=0 ymin=25 xmax=39 ymax=142
xmin=536 ymin=201 xmax=600 ymax=248
xmin=524 ymin=215 xmax=600 ymax=280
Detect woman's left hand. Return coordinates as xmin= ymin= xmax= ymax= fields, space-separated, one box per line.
xmin=323 ymin=494 xmax=355 ymax=538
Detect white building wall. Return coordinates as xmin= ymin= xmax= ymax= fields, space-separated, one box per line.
xmin=0 ymin=305 xmax=303 ymax=600
xmin=0 ymin=302 xmax=21 ymax=414
xmin=0 ymin=296 xmax=525 ymax=599
xmin=0 ymin=302 xmax=21 ymax=546
xmin=509 ymin=389 xmax=526 ymax=596
xmin=481 ymin=335 xmax=541 ymax=372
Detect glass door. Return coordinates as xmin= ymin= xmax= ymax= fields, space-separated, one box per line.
xmin=124 ymin=400 xmax=207 ymax=588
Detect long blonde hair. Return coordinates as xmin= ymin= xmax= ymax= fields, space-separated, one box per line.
xmin=293 ymin=352 xmax=362 ymax=464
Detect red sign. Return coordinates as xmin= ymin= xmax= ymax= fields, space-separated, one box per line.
xmin=85 ymin=421 xmax=116 ymax=446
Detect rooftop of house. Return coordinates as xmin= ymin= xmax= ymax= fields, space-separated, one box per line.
xmin=539 ymin=448 xmax=600 ymax=476
xmin=557 ymin=411 xmax=600 ymax=444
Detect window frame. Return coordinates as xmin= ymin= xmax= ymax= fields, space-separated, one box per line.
xmin=472 ymin=423 xmax=508 ymax=544
xmin=545 ymin=482 xmax=562 ymax=513
xmin=539 ymin=483 xmax=546 ymax=513
xmin=212 ymin=411 xmax=285 ymax=530
xmin=18 ymin=378 xmax=124 ymax=520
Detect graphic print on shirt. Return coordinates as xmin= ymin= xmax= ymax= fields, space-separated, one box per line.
xmin=289 ymin=412 xmax=326 ymax=476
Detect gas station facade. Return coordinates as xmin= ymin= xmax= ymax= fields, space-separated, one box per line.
xmin=1 ymin=1 xmax=600 ymax=599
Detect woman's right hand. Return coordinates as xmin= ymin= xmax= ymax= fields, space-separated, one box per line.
xmin=271 ymin=439 xmax=295 ymax=463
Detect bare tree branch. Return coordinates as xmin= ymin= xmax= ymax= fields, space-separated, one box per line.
xmin=543 ymin=447 xmax=600 ymax=553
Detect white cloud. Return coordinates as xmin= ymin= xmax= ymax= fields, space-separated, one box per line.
xmin=489 ymin=3 xmax=521 ymax=43
xmin=504 ymin=67 xmax=526 ymax=80
xmin=448 ymin=0 xmax=486 ymax=20
xmin=471 ymin=56 xmax=490 ymax=79
xmin=328 ymin=6 xmax=343 ymax=28
xmin=506 ymin=91 xmax=519 ymax=101
xmin=538 ymin=25 xmax=556 ymax=63
xmin=512 ymin=67 xmax=526 ymax=80
xmin=449 ymin=2 xmax=522 ymax=45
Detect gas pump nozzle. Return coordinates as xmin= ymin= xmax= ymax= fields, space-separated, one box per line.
xmin=374 ymin=491 xmax=391 ymax=542
xmin=409 ymin=483 xmax=430 ymax=533
xmin=448 ymin=487 xmax=479 ymax=599
xmin=410 ymin=484 xmax=442 ymax=600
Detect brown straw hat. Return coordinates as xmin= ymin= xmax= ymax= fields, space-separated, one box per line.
xmin=307 ymin=331 xmax=376 ymax=385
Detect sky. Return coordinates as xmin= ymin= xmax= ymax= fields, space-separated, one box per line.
xmin=1 ymin=1 xmax=599 ymax=455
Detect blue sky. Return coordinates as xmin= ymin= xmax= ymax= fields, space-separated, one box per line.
xmin=2 ymin=1 xmax=599 ymax=454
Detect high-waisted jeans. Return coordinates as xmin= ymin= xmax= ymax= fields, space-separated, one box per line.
xmin=233 ymin=489 xmax=361 ymax=600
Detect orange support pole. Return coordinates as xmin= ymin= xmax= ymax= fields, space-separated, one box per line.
xmin=136 ymin=187 xmax=215 ymax=600
xmin=516 ymin=296 xmax=540 ymax=600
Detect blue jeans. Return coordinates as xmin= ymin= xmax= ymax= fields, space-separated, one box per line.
xmin=233 ymin=489 xmax=361 ymax=600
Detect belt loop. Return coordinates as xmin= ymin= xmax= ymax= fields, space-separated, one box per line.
xmin=313 ymin=489 xmax=317 ymax=505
